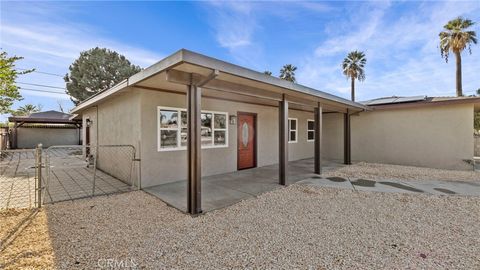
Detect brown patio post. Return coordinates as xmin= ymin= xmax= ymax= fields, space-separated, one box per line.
xmin=279 ymin=94 xmax=288 ymax=185
xmin=187 ymin=82 xmax=202 ymax=214
xmin=314 ymin=104 xmax=323 ymax=174
xmin=344 ymin=109 xmax=351 ymax=165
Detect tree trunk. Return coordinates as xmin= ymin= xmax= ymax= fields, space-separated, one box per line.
xmin=455 ymin=51 xmax=463 ymax=97
xmin=351 ymin=77 xmax=355 ymax=102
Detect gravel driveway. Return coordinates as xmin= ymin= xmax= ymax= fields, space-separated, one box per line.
xmin=2 ymin=186 xmax=479 ymax=269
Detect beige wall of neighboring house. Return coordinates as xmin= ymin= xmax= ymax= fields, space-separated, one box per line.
xmin=351 ymin=103 xmax=474 ymax=170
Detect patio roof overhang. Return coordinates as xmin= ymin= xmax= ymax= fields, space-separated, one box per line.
xmin=71 ymin=49 xmax=361 ymax=215
xmin=71 ymin=49 xmax=368 ymax=114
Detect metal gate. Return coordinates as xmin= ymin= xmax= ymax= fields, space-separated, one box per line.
xmin=1 ymin=144 xmax=139 ymax=209
xmin=44 ymin=145 xmax=139 ymax=204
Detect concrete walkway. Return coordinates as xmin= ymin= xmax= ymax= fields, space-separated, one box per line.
xmin=298 ymin=176 xmax=480 ymax=196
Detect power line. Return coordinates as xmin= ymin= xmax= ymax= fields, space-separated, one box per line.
xmin=17 ymin=82 xmax=65 ymax=90
xmin=17 ymin=68 xmax=64 ymax=77
xmin=18 ymin=87 xmax=68 ymax=95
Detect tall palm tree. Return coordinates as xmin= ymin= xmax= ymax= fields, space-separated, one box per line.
xmin=342 ymin=51 xmax=366 ymax=102
xmin=439 ymin=17 xmax=477 ymax=97
xmin=13 ymin=104 xmax=41 ymax=116
xmin=263 ymin=70 xmax=272 ymax=76
xmin=279 ymin=64 xmax=297 ymax=83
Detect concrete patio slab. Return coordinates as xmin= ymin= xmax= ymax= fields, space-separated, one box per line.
xmin=144 ymin=158 xmax=344 ymax=213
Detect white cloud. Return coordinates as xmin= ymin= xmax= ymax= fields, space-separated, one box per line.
xmin=202 ymin=1 xmax=334 ymax=69
xmin=0 ymin=1 xmax=163 ymax=115
xmin=297 ymin=0 xmax=480 ymax=100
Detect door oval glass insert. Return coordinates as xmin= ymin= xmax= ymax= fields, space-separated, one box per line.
xmin=242 ymin=122 xmax=249 ymax=147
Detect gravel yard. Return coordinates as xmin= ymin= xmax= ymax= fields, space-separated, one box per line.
xmin=324 ymin=162 xmax=480 ymax=182
xmin=1 ymin=186 xmax=479 ymax=269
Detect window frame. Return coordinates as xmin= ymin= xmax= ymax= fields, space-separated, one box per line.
xmin=157 ymin=106 xmax=229 ymax=152
xmin=288 ymin=118 xmax=298 ymax=143
xmin=307 ymin=119 xmax=315 ymax=142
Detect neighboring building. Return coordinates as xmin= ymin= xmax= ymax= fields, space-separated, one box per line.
xmin=70 ymin=49 xmax=480 ymax=214
xmin=8 ymin=110 xmax=82 ymax=149
xmin=352 ymin=96 xmax=480 ymax=170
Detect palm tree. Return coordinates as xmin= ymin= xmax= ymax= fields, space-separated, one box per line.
xmin=263 ymin=71 xmax=272 ymax=76
xmin=279 ymin=64 xmax=297 ymax=83
xmin=342 ymin=50 xmax=366 ymax=102
xmin=13 ymin=104 xmax=41 ymax=116
xmin=439 ymin=17 xmax=477 ymax=97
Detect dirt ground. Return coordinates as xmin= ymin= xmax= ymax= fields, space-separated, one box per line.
xmin=1 ymin=186 xmax=479 ymax=269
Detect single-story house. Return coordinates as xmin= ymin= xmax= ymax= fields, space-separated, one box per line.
xmin=70 ymin=49 xmax=480 ymax=214
xmin=8 ymin=110 xmax=82 ymax=149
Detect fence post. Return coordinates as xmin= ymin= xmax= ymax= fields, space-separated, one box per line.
xmin=35 ymin=143 xmax=43 ymax=208
xmin=92 ymin=146 xmax=98 ymax=197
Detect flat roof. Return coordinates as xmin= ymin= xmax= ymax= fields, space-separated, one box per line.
xmin=72 ymin=49 xmax=367 ymax=114
xmin=9 ymin=110 xmax=80 ymax=124
xmin=361 ymin=96 xmax=480 ymax=111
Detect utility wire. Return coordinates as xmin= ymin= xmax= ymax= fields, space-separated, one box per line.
xmin=17 ymin=82 xmax=65 ymax=90
xmin=18 ymin=87 xmax=67 ymax=95
xmin=17 ymin=68 xmax=64 ymax=77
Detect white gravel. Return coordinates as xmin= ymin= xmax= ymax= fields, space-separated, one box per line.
xmin=324 ymin=162 xmax=480 ymax=182
xmin=11 ymin=186 xmax=476 ymax=269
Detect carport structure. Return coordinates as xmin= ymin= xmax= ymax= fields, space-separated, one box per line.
xmin=8 ymin=111 xmax=82 ymax=149
xmin=73 ymin=49 xmax=367 ymax=214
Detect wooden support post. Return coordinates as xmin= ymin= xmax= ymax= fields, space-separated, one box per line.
xmin=187 ymin=83 xmax=202 ymax=214
xmin=279 ymin=95 xmax=288 ymax=185
xmin=344 ymin=109 xmax=351 ymax=165
xmin=314 ymin=104 xmax=323 ymax=174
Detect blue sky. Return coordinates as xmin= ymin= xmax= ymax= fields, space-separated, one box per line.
xmin=1 ymin=1 xmax=479 ymax=121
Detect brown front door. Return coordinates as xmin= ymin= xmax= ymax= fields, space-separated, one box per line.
xmin=237 ymin=112 xmax=256 ymax=170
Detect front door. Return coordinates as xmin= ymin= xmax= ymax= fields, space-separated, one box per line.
xmin=237 ymin=112 xmax=256 ymax=170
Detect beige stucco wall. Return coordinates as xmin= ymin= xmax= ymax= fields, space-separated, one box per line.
xmin=138 ymin=89 xmax=317 ymax=187
xmin=81 ymin=86 xmax=475 ymax=188
xmin=17 ymin=127 xmax=80 ymax=148
xmin=82 ymin=89 xmax=141 ymax=185
xmin=351 ymin=104 xmax=474 ymax=170
xmin=322 ymin=113 xmax=344 ymax=161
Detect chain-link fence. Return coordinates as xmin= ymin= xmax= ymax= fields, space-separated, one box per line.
xmin=44 ymin=145 xmax=139 ymax=204
xmin=0 ymin=148 xmax=39 ymax=209
xmin=1 ymin=144 xmax=139 ymax=209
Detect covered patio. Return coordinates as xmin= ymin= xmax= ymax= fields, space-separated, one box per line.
xmin=72 ymin=49 xmax=367 ymax=214
xmin=145 ymin=159 xmax=344 ymax=212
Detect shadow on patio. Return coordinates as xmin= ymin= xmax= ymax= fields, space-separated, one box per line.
xmin=144 ymin=158 xmax=344 ymax=212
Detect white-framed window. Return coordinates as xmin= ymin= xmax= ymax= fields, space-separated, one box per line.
xmin=288 ymin=118 xmax=297 ymax=143
xmin=157 ymin=106 xmax=228 ymax=151
xmin=307 ymin=119 xmax=315 ymax=142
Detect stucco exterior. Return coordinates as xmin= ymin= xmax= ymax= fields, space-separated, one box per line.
xmin=351 ymin=104 xmax=474 ymax=170
xmin=81 ymin=87 xmax=476 ymax=188
xmin=137 ymin=89 xmax=318 ymax=187
xmin=82 ymin=89 xmax=142 ymax=185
